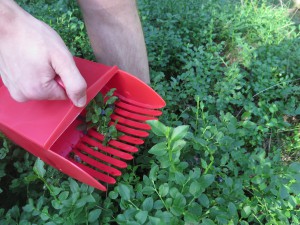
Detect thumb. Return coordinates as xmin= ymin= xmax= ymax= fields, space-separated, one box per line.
xmin=51 ymin=54 xmax=87 ymax=107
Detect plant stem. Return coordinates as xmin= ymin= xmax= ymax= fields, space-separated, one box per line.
xmin=38 ymin=176 xmax=59 ymax=202
xmin=151 ymin=180 xmax=170 ymax=212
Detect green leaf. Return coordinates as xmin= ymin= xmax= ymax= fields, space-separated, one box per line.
xmin=241 ymin=111 xmax=251 ymax=120
xmin=91 ymin=114 xmax=99 ymax=123
xmin=52 ymin=216 xmax=64 ymax=224
xmin=75 ymin=199 xmax=87 ymax=209
xmin=170 ymin=125 xmax=189 ymax=142
xmin=241 ymin=206 xmax=251 ymax=218
xmin=188 ymin=202 xmax=202 ymax=217
xmin=200 ymin=101 xmax=204 ymax=110
xmin=107 ymin=106 xmax=115 ymax=116
xmin=80 ymin=184 xmax=88 ymax=193
xmin=106 ymin=96 xmax=118 ymax=105
xmin=199 ymin=194 xmax=209 ymax=208
xmin=160 ymin=159 xmax=171 ymax=169
xmin=149 ymin=216 xmax=164 ymax=225
xmin=290 ymin=182 xmax=300 ymax=195
xmin=199 ymin=174 xmax=215 ymax=189
xmin=9 ymin=205 xmax=20 ymax=218
xmin=0 ymin=147 xmax=9 ymax=159
xmin=170 ymin=206 xmax=184 ymax=216
xmin=201 ymin=159 xmax=208 ymax=169
xmin=153 ymin=200 xmax=164 ymax=210
xmin=289 ymin=195 xmax=297 ymax=208
xmin=169 ymin=187 xmax=179 ymax=198
xmin=37 ymin=197 xmax=44 ymax=210
xmin=109 ymin=191 xmax=118 ymax=199
xmin=189 ymin=181 xmax=202 ymax=197
xmin=24 ymin=174 xmax=38 ymax=183
xmin=155 ymin=211 xmax=173 ymax=222
xmin=200 ymin=219 xmax=216 ymax=225
xmin=159 ymin=183 xmax=169 ymax=197
xmin=69 ymin=179 xmax=79 ymax=193
xmin=228 ymin=202 xmax=237 ymax=217
xmin=279 ymin=185 xmax=289 ymax=199
xmin=184 ymin=211 xmax=199 ymax=223
xmin=58 ymin=191 xmax=69 ymax=201
xmin=95 ymin=93 xmax=104 ymax=104
xmin=52 ymin=187 xmax=62 ymax=195
xmin=135 ymin=211 xmax=148 ymax=224
xmin=88 ymin=209 xmax=101 ymax=223
xmin=149 ymin=164 xmax=159 ymax=181
xmin=220 ymin=153 xmax=229 ymax=166
xmin=142 ymin=186 xmax=155 ymax=195
xmin=104 ymin=88 xmax=116 ymax=98
xmin=148 ymin=142 xmax=167 ymax=156
xmin=295 ymin=106 xmax=300 ymax=115
xmin=76 ymin=194 xmax=95 ymax=207
xmin=118 ymin=184 xmax=131 ymax=201
xmin=289 ymin=162 xmax=300 ymax=173
xmin=51 ymin=200 xmax=61 ymax=210
xmin=33 ymin=158 xmax=46 ymax=178
xmin=22 ymin=204 xmax=34 ymax=213
xmin=189 ymin=168 xmax=201 ymax=179
xmin=171 ymin=140 xmax=186 ymax=152
xmin=269 ymin=104 xmax=278 ymax=113
xmin=142 ymin=197 xmax=154 ymax=211
xmin=174 ymin=172 xmax=186 ymax=185
xmin=173 ymin=192 xmax=186 ymax=208
xmin=116 ymin=214 xmax=127 ymax=223
xmin=41 ymin=207 xmax=50 ymax=221
xmin=69 ymin=192 xmax=80 ymax=205
xmin=146 ymin=120 xmax=168 ymax=137
xmin=165 ymin=198 xmax=173 ymax=208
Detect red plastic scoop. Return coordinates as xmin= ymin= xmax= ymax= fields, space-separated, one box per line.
xmin=0 ymin=57 xmax=165 ymax=191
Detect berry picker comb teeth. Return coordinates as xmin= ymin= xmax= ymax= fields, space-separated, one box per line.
xmin=0 ymin=57 xmax=165 ymax=191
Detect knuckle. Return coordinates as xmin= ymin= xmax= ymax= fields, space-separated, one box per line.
xmin=21 ymin=83 xmax=44 ymax=100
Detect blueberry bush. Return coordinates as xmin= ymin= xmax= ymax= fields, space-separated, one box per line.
xmin=1 ymin=0 xmax=300 ymax=224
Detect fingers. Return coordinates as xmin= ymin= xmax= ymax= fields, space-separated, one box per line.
xmin=7 ymin=78 xmax=68 ymax=102
xmin=1 ymin=39 xmax=87 ymax=106
xmin=40 ymin=79 xmax=68 ymax=100
xmin=51 ymin=52 xmax=87 ymax=107
xmin=0 ymin=7 xmax=87 ymax=106
xmin=8 ymin=89 xmax=27 ymax=102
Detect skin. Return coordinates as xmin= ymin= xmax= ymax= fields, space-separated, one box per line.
xmin=77 ymin=0 xmax=150 ymax=84
xmin=0 ymin=0 xmax=87 ymax=107
xmin=0 ymin=0 xmax=150 ymax=106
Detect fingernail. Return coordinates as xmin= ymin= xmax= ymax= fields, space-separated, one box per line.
xmin=76 ymin=95 xmax=87 ymax=107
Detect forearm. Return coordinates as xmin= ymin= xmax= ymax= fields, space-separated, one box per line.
xmin=0 ymin=1 xmax=15 ymax=36
xmin=0 ymin=1 xmax=20 ymax=35
xmin=77 ymin=0 xmax=150 ymax=83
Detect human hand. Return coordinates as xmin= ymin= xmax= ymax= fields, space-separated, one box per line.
xmin=0 ymin=1 xmax=87 ymax=107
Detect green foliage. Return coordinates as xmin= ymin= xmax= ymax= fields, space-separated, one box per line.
xmin=78 ymin=88 xmax=122 ymax=146
xmin=0 ymin=156 xmax=115 ymax=224
xmin=0 ymin=133 xmax=10 ymax=160
xmin=112 ymin=121 xmax=201 ymax=225
xmin=1 ymin=0 xmax=300 ymax=224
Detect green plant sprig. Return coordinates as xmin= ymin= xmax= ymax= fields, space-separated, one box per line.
xmin=78 ymin=88 xmax=122 ymax=146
